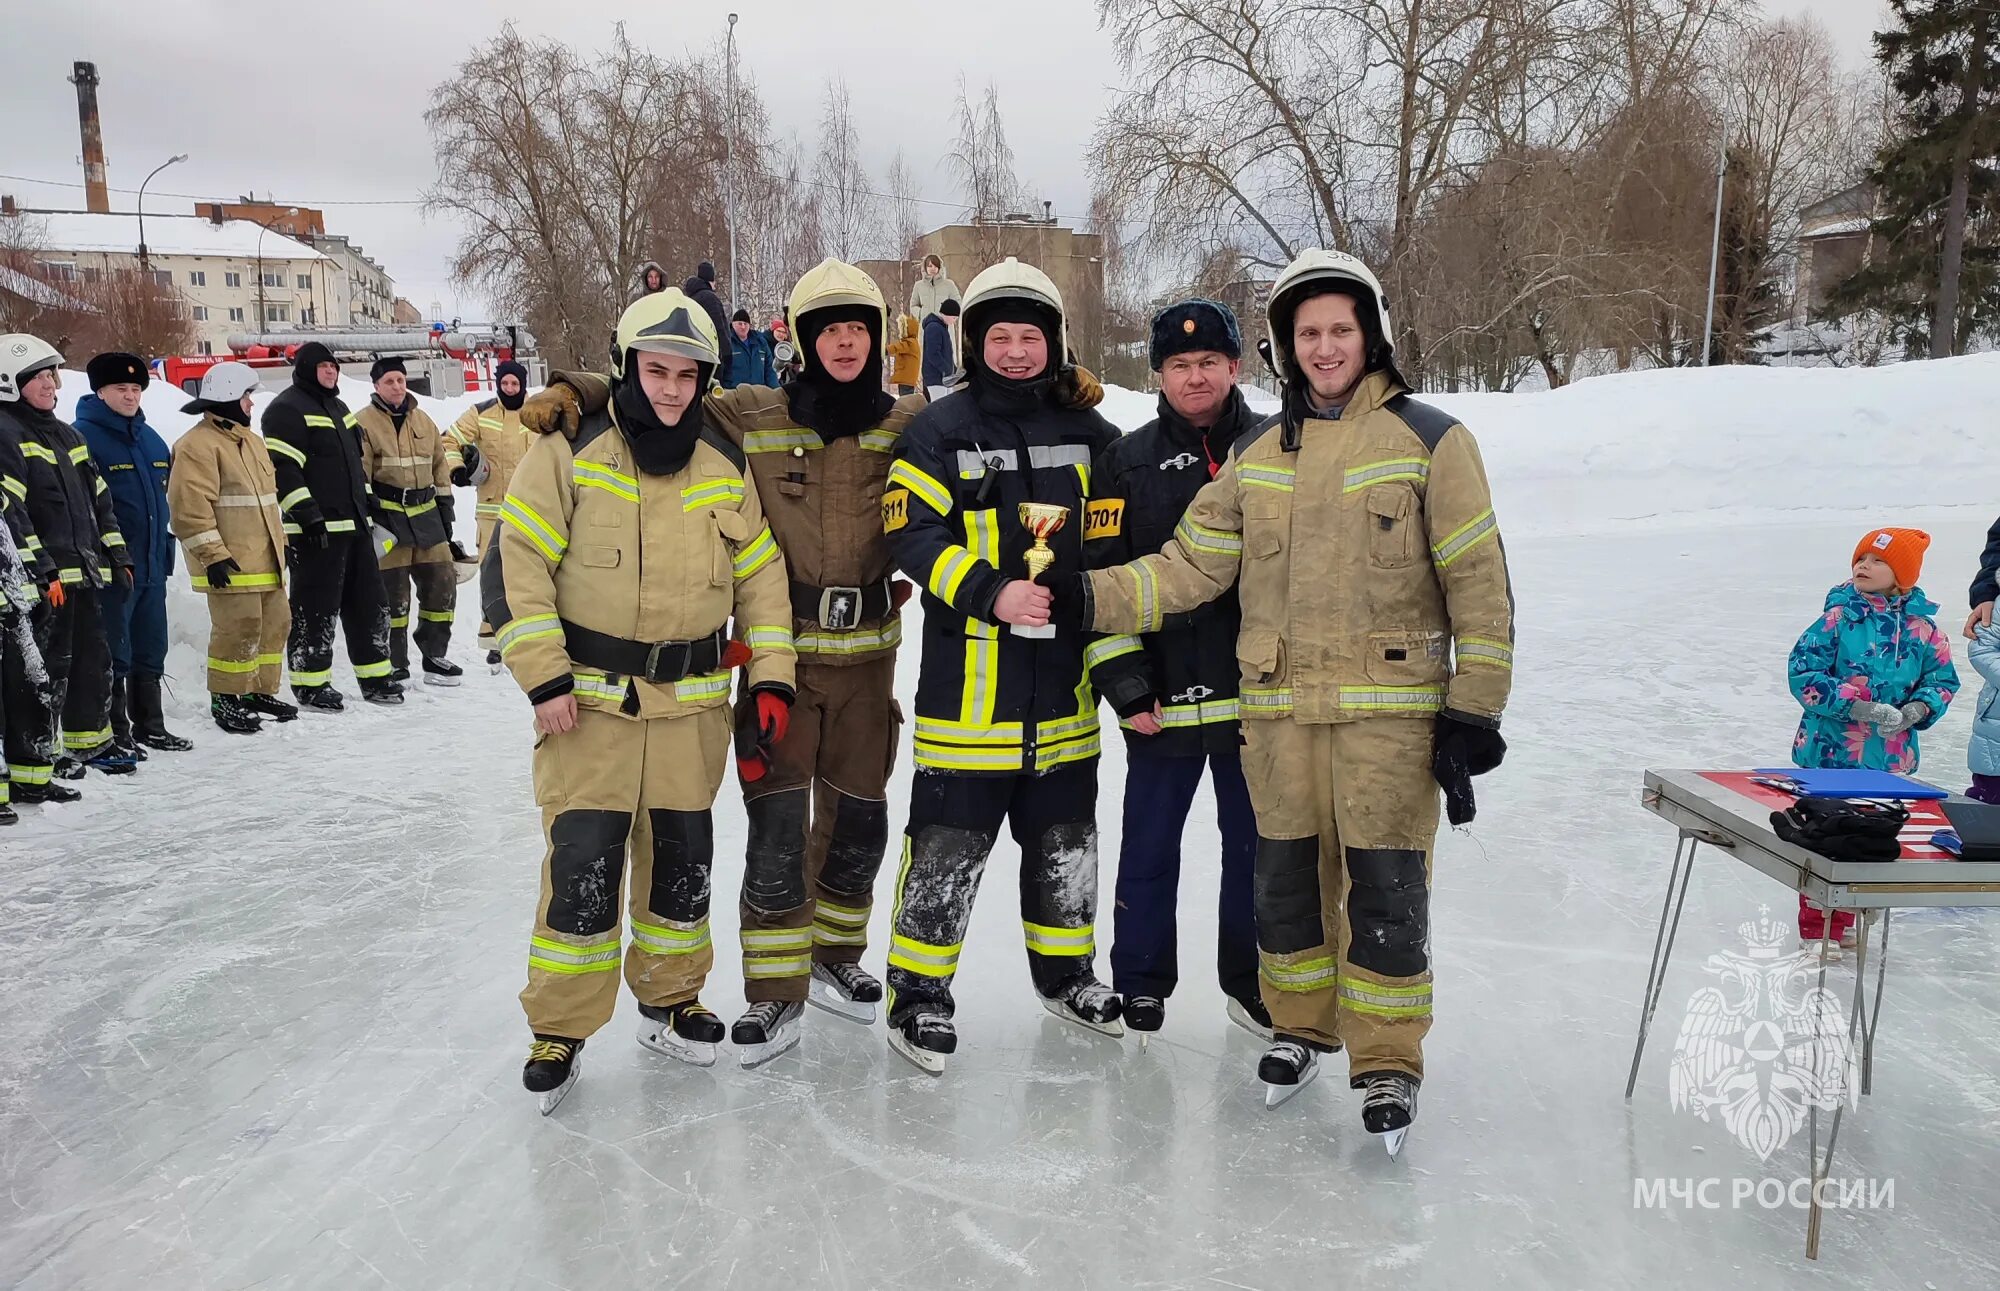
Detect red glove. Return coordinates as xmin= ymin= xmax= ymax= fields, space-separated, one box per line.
xmin=47 ymin=579 xmax=66 ymax=609
xmin=721 ymin=639 xmax=753 ymax=670
xmin=890 ymin=578 xmax=914 ymax=610
xmin=734 ymin=686 xmax=793 ymax=782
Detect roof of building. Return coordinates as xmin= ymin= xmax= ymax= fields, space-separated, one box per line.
xmin=0 ymin=263 xmax=96 ymax=312
xmin=11 ymin=210 xmax=331 ymax=262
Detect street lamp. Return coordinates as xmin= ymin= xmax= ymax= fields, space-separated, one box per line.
xmin=136 ymin=153 xmax=188 ymax=271
xmin=726 ymin=12 xmax=739 ymax=309
xmin=255 ymin=207 xmax=300 ymax=337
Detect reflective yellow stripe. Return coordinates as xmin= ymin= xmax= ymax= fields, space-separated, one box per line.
xmin=183 ymin=528 xmax=223 ymax=549
xmin=1125 ymin=697 xmax=1241 ymax=729
xmin=673 ymin=671 xmax=731 ymax=703
xmin=529 ymin=934 xmax=622 ymax=974
xmin=927 ymin=546 xmax=978 ymax=604
xmin=2 ymin=473 xmax=27 ymax=497
xmin=344 ymin=412 xmax=360 ymax=428
xmin=207 ymin=657 xmax=259 ymax=673
xmin=745 ymin=625 xmax=796 ymax=653
xmin=498 ymin=614 xmax=562 ymax=655
xmin=1343 ymin=457 xmax=1430 ymax=492
xmin=62 ymin=727 xmax=113 ymax=751
xmin=1259 ymin=953 xmax=1338 ymax=992
xmin=813 ymin=899 xmax=870 ymax=945
xmin=1456 ymin=636 xmax=1513 ymax=669
xmin=375 ymin=495 xmax=437 ymax=517
xmin=573 ymin=672 xmax=628 ymax=703
xmin=1338 ymin=979 xmax=1433 ymax=1017
xmin=733 ymin=526 xmax=780 ymax=579
xmin=302 ymin=415 xmax=336 ymax=428
xmin=1239 ymin=464 xmax=1296 ymax=492
xmin=1337 ymin=685 xmax=1444 ymax=712
xmin=912 ymin=741 xmax=1023 ymax=773
xmin=887 ymin=461 xmax=952 ymax=515
xmin=859 ymin=427 xmax=900 ymax=453
xmin=1241 ymin=686 xmax=1294 ymax=715
xmin=744 ymin=954 xmax=813 ymax=978
xmin=795 ymin=619 xmax=903 ymax=656
xmin=1022 ymin=921 xmax=1095 ymax=956
xmin=476 ymin=502 xmax=503 ymax=517
xmin=1174 ymin=514 xmax=1241 ymax=557
xmin=887 ymin=933 xmax=961 ymax=977
xmin=630 ymin=918 xmax=710 ymax=955
xmin=501 ymin=496 xmax=567 ymax=561
xmin=682 ymin=478 xmax=746 ymax=512
xmin=101 ymin=529 xmax=124 ymax=544
xmin=280 ymin=487 xmax=313 ymax=513
xmin=913 ymin=716 xmax=1022 ymax=745
xmin=1432 ymin=508 xmax=1498 ymax=568
xmin=214 ymin=493 xmax=279 ymax=508
xmin=959 ymin=631 xmax=998 ymax=728
xmin=189 ymin=570 xmax=282 ymax=590
xmin=743 ymin=428 xmax=822 ymax=454
xmin=289 ymin=667 xmax=333 ymax=687
xmin=1084 ymin=635 xmax=1143 ymax=671
xmin=741 ymin=928 xmax=814 ymax=951
xmin=268 ymin=439 xmax=309 ymax=466
xmin=69 ymin=444 xmax=90 ymax=464
xmin=418 ymin=609 xmax=454 ymax=623
xmin=389 ymin=615 xmax=410 ymax=629
xmin=574 ymin=461 xmax=640 ymax=503
xmin=19 ymin=443 xmax=56 ymax=463
xmin=1033 ymin=732 xmax=1101 ymax=773
xmin=8 ymin=762 xmax=55 ymax=785
xmin=326 ymin=519 xmax=358 ymax=533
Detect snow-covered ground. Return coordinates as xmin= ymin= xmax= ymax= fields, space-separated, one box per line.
xmin=6 ymin=360 xmax=2000 ymax=1288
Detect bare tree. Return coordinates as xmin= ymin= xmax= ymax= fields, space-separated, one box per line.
xmin=949 ymin=77 xmax=1027 ymax=266
xmin=883 ymin=149 xmax=929 ymax=262
xmin=814 ymin=78 xmax=877 ymax=262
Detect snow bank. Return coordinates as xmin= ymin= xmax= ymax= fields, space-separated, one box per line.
xmin=1104 ymin=354 xmax=2000 ymax=539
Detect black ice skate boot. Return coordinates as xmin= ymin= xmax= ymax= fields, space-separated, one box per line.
xmin=523 ymin=1035 xmax=583 ymax=1115
xmin=888 ymin=1006 xmax=957 ymax=1076
xmin=637 ymin=1000 xmax=726 ymax=1068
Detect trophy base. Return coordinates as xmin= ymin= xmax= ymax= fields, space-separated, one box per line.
xmin=1011 ymin=623 xmax=1057 ymax=639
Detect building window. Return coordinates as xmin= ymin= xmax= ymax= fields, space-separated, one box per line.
xmin=198 ymin=340 xmax=214 ymax=356
xmin=261 ymin=272 xmax=284 ymax=289
xmin=191 ymin=306 xmax=209 ymax=322
xmin=81 ymin=266 xmax=102 ymax=284
xmin=228 ymin=307 xmax=245 ymax=322
xmin=225 ymin=271 xmax=242 ymax=288
xmin=152 ymin=270 xmax=172 ymax=287
xmin=38 ymin=260 xmax=77 ymax=282
xmin=296 ymin=273 xmax=312 ymax=290
xmin=190 ymin=270 xmax=207 ymax=286
xmin=263 ymin=304 xmax=290 ymax=324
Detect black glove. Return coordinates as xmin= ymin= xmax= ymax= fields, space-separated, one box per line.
xmin=298 ymin=514 xmax=331 ymax=550
xmin=449 ymin=442 xmax=482 ymax=488
xmin=449 ymin=539 xmax=473 ymax=563
xmin=115 ymin=564 xmax=135 ymax=589
xmin=1433 ymin=712 xmax=1507 ymax=826
xmin=1046 ymin=572 xmax=1093 ymax=631
xmin=206 ymin=558 xmax=239 ymax=589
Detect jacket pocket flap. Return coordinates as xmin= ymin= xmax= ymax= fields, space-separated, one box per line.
xmin=1236 ymin=628 xmax=1282 ymax=675
xmin=711 ymin=509 xmax=751 ymax=542
xmin=1364 ymin=486 xmax=1411 ymax=520
xmin=576 ymin=545 xmax=621 ymax=569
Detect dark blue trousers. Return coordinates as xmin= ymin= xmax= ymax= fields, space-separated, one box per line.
xmin=1110 ymin=746 xmax=1258 ymax=1003
xmin=99 ymin=581 xmax=169 ymax=677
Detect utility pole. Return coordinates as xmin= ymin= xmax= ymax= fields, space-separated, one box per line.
xmin=137 ymin=153 xmax=188 ymax=272
xmin=726 ymin=12 xmax=740 ymax=309
xmin=1701 ymin=124 xmax=1727 ymax=367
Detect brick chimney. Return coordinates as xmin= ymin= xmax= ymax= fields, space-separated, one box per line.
xmin=70 ymin=61 xmax=110 ymax=214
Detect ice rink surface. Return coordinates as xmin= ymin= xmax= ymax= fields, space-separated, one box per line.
xmin=6 ymin=365 xmax=2000 ymax=1288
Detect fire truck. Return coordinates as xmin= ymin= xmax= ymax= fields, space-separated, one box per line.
xmin=155 ymin=322 xmax=544 ymax=397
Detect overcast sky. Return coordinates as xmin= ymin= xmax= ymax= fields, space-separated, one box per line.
xmin=0 ymin=0 xmax=1892 ymax=326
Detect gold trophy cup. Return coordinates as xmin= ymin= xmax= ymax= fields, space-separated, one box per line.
xmin=1014 ymin=502 xmax=1070 ymax=638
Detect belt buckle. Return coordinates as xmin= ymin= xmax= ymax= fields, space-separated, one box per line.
xmin=820 ymin=586 xmax=861 ymax=631
xmin=644 ymin=641 xmax=668 ymax=683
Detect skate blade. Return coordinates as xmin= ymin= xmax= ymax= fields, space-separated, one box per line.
xmin=536 ymin=1064 xmax=579 ymax=1116
xmin=736 ymin=1024 xmax=801 ymax=1069
xmin=807 ymin=976 xmax=878 ymax=1025
xmin=424 ymin=673 xmax=462 ymax=688
xmin=1263 ymin=1059 xmax=1321 ymax=1108
xmin=637 ymin=1024 xmax=717 ymax=1068
xmin=1379 ymin=1124 xmax=1411 ymax=1157
xmin=887 ymin=1029 xmax=947 ymax=1076
xmin=1040 ymin=998 xmax=1125 ymax=1039
xmin=1226 ymin=999 xmax=1275 ymax=1042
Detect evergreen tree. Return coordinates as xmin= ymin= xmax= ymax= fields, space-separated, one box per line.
xmin=1713 ymin=143 xmax=1782 ymax=365
xmin=1825 ymin=1 xmax=2000 ymax=358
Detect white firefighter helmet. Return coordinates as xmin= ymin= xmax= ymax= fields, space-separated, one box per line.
xmin=187 ymin=360 xmax=261 ymax=407
xmin=957 ymin=256 xmax=1069 ymax=371
xmin=609 ymin=288 xmax=719 ymax=381
xmin=0 ymin=334 xmax=64 ymax=403
xmin=786 ymin=258 xmax=887 ymax=378
xmin=1265 ymin=249 xmax=1396 ymax=380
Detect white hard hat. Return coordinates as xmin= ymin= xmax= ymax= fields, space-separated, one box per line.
xmin=1266 ymin=249 xmax=1396 ymax=380
xmin=958 ymin=257 xmax=1069 ymax=369
xmin=0 ymin=334 xmax=64 ymax=403
xmin=181 ymin=361 xmax=261 ymax=411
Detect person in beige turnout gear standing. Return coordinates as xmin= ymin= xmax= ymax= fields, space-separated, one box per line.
xmin=446 ymin=358 xmax=533 ymax=669
xmin=704 ymin=259 xmax=927 ymax=1055
xmin=1062 ymin=250 xmax=1513 ymax=1152
xmin=167 ymin=362 xmax=296 ymax=735
xmin=491 ymin=289 xmax=796 ymax=1110
xmin=356 ymin=358 xmax=463 ymax=686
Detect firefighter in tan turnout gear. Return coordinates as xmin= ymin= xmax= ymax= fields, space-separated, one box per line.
xmin=490 ymin=290 xmax=797 ymax=1110
xmin=1061 ymin=250 xmax=1514 ymax=1153
xmin=702 ymin=260 xmax=926 ymax=1056
xmin=446 ymin=358 xmax=533 ymax=669
xmin=357 ymin=358 xmax=463 ymax=686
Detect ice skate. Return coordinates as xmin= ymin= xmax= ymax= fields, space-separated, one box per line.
xmin=731 ymin=1000 xmax=804 ymax=1068
xmin=523 ymin=1036 xmax=582 ymax=1115
xmin=14 ymin=781 xmax=82 ymax=805
xmin=1227 ymin=994 xmax=1275 ymax=1042
xmin=211 ymin=694 xmax=263 ymax=735
xmin=293 ymin=684 xmax=345 ymax=712
xmin=808 ymin=962 xmax=882 ymax=1024
xmin=423 ymin=656 xmax=463 ymax=687
xmin=486 ymin=648 xmax=504 ymax=675
xmin=1041 ymin=973 xmax=1125 ymax=1039
xmin=1124 ymin=995 xmax=1164 ymax=1048
xmin=83 ymin=746 xmax=139 ymax=775
xmin=1360 ymin=1071 xmax=1418 ymax=1156
xmin=637 ymin=1000 xmax=724 ymax=1068
xmin=241 ymin=693 xmax=299 ymax=723
xmin=1260 ymin=1037 xmax=1322 ymax=1108
xmin=359 ymin=678 xmax=405 ymax=706
xmin=888 ymin=1007 xmax=956 ymax=1076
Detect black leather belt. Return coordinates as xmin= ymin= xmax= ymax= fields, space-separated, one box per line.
xmin=372 ymin=483 xmax=436 ymax=506
xmin=791 ymin=578 xmax=893 ymax=630
xmin=560 ymin=622 xmax=728 ymax=683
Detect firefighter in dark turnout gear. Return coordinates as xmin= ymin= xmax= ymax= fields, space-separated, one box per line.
xmin=0 ymin=335 xmax=134 ymax=782
xmin=704 ymin=259 xmax=927 ymax=1035
xmin=264 ymin=341 xmax=401 ymax=707
xmin=493 ymin=290 xmax=796 ymax=1100
xmin=0 ymin=336 xmax=72 ymax=802
xmin=880 ymin=258 xmax=1124 ymax=1071
xmin=1084 ymin=300 xmax=1264 ymax=1037
xmin=357 ymin=357 xmax=461 ymax=686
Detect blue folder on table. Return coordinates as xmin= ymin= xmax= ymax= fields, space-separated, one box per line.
xmin=1751 ymin=768 xmax=1949 ymax=800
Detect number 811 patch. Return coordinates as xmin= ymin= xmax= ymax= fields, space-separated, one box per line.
xmin=881 ymin=488 xmax=911 ymax=533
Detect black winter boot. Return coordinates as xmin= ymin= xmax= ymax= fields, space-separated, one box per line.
xmin=211 ymin=694 xmax=264 ymax=735
xmin=108 ymin=675 xmax=146 ymax=761
xmin=129 ymin=673 xmax=193 ymax=751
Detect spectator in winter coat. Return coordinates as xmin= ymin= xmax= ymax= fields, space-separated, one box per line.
xmin=1965 ymin=513 xmax=2000 ymax=637
xmin=0 ymin=503 xmax=46 ymax=824
xmin=1966 ymin=623 xmax=2000 ymax=804
xmin=767 ymin=316 xmax=801 ymax=382
xmin=920 ymin=298 xmax=960 ymax=398
xmin=683 ymin=261 xmax=734 ymax=387
xmin=1787 ymin=527 xmax=1959 ymax=944
xmin=885 ymin=313 xmax=921 ymax=394
xmin=725 ymin=310 xmax=778 ymax=389
xmin=73 ymin=352 xmax=192 ymax=757
xmin=630 ymin=261 xmax=669 ymax=303
xmin=909 ymin=254 xmax=960 ymax=322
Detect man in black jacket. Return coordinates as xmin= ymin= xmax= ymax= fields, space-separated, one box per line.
xmin=1084 ymin=300 xmax=1268 ymax=1040
xmin=683 ymin=261 xmax=735 ymax=389
xmin=264 ymin=342 xmax=402 ymax=708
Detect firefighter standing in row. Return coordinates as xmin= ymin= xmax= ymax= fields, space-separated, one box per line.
xmin=491 ymin=290 xmax=796 ymax=1105
xmin=1062 ymin=250 xmax=1514 ymax=1148
xmin=264 ymin=342 xmax=402 ymax=709
xmin=167 ymin=362 xmax=296 ymax=735
xmin=446 ymin=358 xmax=532 ymax=670
xmin=357 ymin=357 xmax=463 ymax=687
xmin=0 ymin=335 xmax=134 ymax=783
xmin=879 ymin=257 xmax=1124 ymax=1073
xmin=1083 ymin=299 xmax=1269 ymax=1041
xmin=703 ymin=259 xmax=927 ymax=1053
xmin=0 ymin=336 xmax=69 ymax=806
